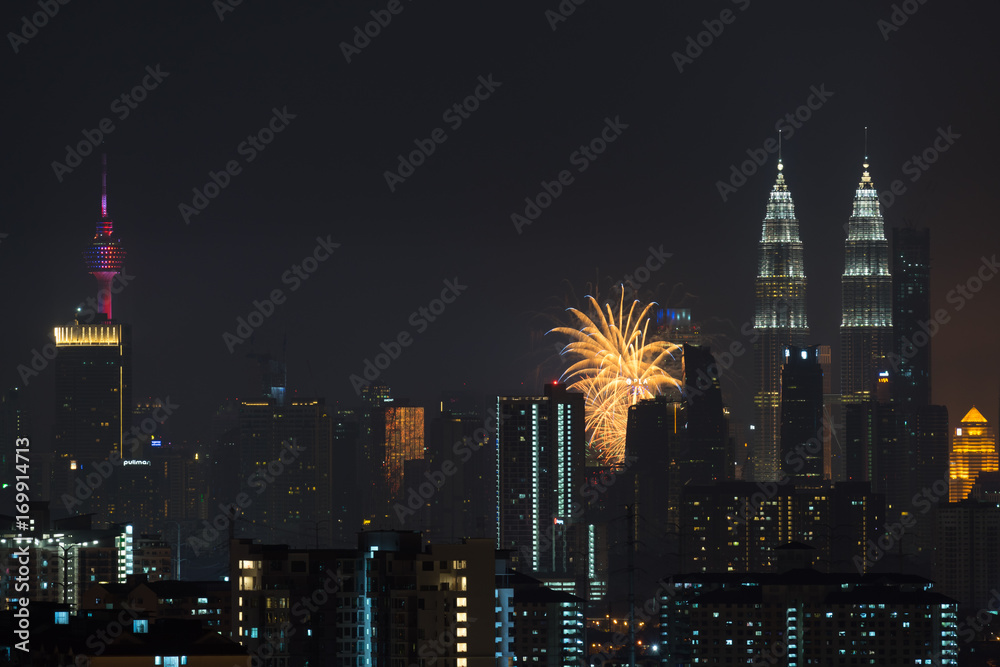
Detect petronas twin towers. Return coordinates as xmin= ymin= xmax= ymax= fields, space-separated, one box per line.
xmin=752 ymin=158 xmax=891 ymax=482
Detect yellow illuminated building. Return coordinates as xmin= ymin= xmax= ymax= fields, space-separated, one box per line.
xmin=949 ymin=407 xmax=998 ymax=502
xmin=384 ymin=406 xmax=424 ymax=497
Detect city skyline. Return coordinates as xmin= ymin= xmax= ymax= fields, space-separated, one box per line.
xmin=2 ymin=2 xmax=997 ymax=453
xmin=3 ymin=2 xmax=1000 ymax=662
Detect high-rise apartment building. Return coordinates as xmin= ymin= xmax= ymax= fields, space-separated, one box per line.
xmin=497 ymin=383 xmax=585 ymax=580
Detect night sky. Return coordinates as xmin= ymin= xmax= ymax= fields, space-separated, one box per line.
xmin=3 ymin=0 xmax=999 ymax=449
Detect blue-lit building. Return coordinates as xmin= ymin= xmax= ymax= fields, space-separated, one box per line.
xmin=497 ymin=383 xmax=587 ymax=587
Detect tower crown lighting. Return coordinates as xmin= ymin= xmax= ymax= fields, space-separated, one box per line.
xmin=82 ymin=154 xmax=126 ymax=319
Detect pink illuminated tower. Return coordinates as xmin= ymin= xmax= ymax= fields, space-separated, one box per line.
xmin=82 ymin=154 xmax=127 ymax=319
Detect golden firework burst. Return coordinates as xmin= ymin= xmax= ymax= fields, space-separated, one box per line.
xmin=550 ymin=290 xmax=682 ymax=466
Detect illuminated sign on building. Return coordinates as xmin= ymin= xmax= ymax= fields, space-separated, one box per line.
xmin=122 ymin=460 xmax=151 ymax=466
xmin=151 ymin=439 xmax=161 ymax=447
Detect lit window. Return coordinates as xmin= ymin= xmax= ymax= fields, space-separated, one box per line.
xmin=457 ymin=598 xmax=467 ymax=608
xmin=457 ymin=643 xmax=467 ymax=653
xmin=457 ymin=628 xmax=467 ymax=637
xmin=456 ymin=613 xmax=468 ymax=622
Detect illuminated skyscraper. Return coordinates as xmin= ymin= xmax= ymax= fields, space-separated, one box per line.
xmin=53 ymin=159 xmax=131 ymax=520
xmin=948 ymin=407 xmax=998 ymax=502
xmin=841 ymin=158 xmax=892 ymax=485
xmin=840 ymin=160 xmax=892 ymax=398
xmin=753 ymin=159 xmax=808 ymax=481
xmin=497 ymin=383 xmax=585 ymax=579
xmin=379 ymin=404 xmax=425 ymax=522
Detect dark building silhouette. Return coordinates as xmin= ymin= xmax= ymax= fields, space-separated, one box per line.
xmin=891 ymin=226 xmax=932 ymax=410
xmin=681 ymin=343 xmax=730 ymax=483
xmin=331 ymin=408 xmax=360 ymax=547
xmin=424 ymin=404 xmax=494 ymax=543
xmin=915 ymin=405 xmax=950 ymax=494
xmin=237 ymin=397 xmax=333 ymax=548
xmin=780 ymin=346 xmax=824 ymax=482
xmin=618 ymin=395 xmax=683 ymax=602
xmin=678 ymin=481 xmax=884 ymax=574
xmin=0 ymin=387 xmax=29 ymax=489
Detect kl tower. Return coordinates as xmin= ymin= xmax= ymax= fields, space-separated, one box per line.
xmin=82 ymin=154 xmax=126 ymax=320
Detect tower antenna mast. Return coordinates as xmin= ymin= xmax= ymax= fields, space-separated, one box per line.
xmin=101 ymin=153 xmax=108 ymax=218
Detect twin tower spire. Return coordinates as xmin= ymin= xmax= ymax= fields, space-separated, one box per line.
xmin=752 ymin=143 xmax=891 ymax=482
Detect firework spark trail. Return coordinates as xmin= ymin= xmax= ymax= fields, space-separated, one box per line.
xmin=550 ymin=290 xmax=683 ymax=466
